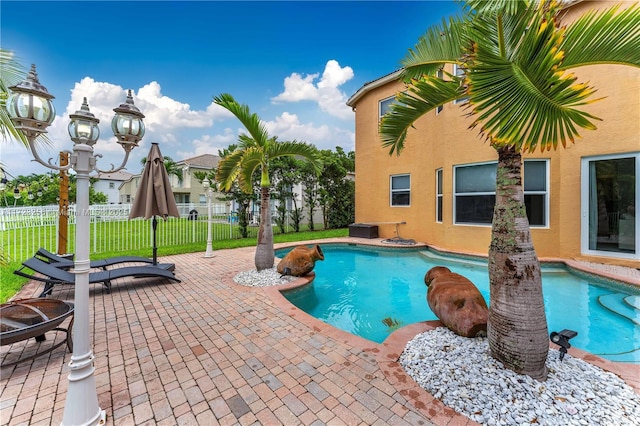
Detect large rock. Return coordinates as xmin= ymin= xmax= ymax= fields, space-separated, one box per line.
xmin=424 ymin=266 xmax=488 ymax=338
xmin=277 ymin=244 xmax=324 ymax=277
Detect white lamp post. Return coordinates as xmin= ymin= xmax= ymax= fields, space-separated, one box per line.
xmin=202 ymin=177 xmax=215 ymax=258
xmin=7 ymin=64 xmax=145 ymax=426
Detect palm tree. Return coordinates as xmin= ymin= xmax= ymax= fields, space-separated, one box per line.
xmin=380 ymin=0 xmax=639 ymax=380
xmin=213 ymin=93 xmax=321 ymax=270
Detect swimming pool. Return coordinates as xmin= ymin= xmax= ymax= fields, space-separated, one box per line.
xmin=277 ymin=244 xmax=640 ymax=363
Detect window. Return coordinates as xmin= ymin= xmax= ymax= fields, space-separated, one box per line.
xmin=523 ymin=160 xmax=548 ymax=226
xmin=453 ymin=64 xmax=470 ymax=104
xmin=390 ymin=174 xmax=411 ymax=206
xmin=436 ymin=70 xmax=444 ymax=115
xmin=109 ymin=182 xmax=115 ymax=189
xmin=379 ymin=95 xmax=397 ymax=120
xmin=454 ymin=163 xmax=496 ymax=224
xmin=436 ymin=169 xmax=443 ymax=222
xmin=582 ymin=154 xmax=637 ymax=257
xmin=454 ymin=161 xmax=548 ymax=225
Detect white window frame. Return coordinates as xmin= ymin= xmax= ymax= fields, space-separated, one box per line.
xmin=453 ymin=160 xmax=549 ymax=226
xmin=580 ymin=153 xmax=639 ymax=260
xmin=452 ymin=64 xmax=470 ymax=105
xmin=379 ymin=95 xmax=396 ymax=120
xmin=436 ymin=168 xmax=443 ymax=223
xmin=390 ymin=174 xmax=411 ymax=207
xmin=523 ymin=159 xmax=550 ymax=229
xmin=436 ymin=70 xmax=444 ymax=115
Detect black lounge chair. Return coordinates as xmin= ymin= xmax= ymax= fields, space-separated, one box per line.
xmin=35 ymin=248 xmax=157 ymax=270
xmin=14 ymin=257 xmax=181 ymax=297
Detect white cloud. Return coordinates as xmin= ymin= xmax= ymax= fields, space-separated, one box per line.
xmin=271 ymin=60 xmax=354 ymax=120
xmin=1 ymin=77 xmax=234 ymax=177
xmin=264 ymin=112 xmax=354 ymax=152
xmin=177 ymin=129 xmax=237 ymax=159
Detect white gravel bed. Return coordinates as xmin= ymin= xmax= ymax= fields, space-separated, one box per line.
xmin=233 ymin=267 xmax=297 ymax=287
xmin=400 ymin=327 xmax=640 ymax=425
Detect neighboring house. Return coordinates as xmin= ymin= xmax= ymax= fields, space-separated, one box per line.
xmin=346 ymin=1 xmax=638 ymax=268
xmin=172 ymin=154 xmax=220 ymax=204
xmin=118 ymin=151 xmax=225 ymax=215
xmin=94 ymin=171 xmax=133 ymax=204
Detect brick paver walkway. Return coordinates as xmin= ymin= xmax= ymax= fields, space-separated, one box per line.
xmin=1 ymin=239 xmax=638 ymax=425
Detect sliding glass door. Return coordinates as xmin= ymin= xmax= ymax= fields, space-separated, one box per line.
xmin=582 ymin=154 xmax=638 ymax=258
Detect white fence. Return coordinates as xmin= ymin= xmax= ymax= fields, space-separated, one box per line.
xmin=0 ymin=203 xmax=256 ymax=263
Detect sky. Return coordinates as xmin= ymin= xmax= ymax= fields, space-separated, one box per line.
xmin=2 ymin=0 xmax=461 ymax=178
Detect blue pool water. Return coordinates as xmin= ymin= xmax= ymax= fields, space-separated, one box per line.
xmin=277 ymin=244 xmax=640 ymax=363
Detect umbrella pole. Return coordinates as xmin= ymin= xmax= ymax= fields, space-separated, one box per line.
xmin=152 ymin=216 xmax=158 ymax=265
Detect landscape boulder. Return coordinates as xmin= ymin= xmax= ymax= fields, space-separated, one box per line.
xmin=277 ymin=244 xmax=324 ymax=277
xmin=424 ymin=266 xmax=488 ymax=338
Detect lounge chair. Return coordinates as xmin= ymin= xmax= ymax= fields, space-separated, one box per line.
xmin=35 ymin=248 xmax=158 ymax=270
xmin=14 ymin=257 xmax=181 ymax=297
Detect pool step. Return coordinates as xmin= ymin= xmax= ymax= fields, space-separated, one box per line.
xmin=598 ymin=293 xmax=640 ymax=325
xmin=625 ymin=295 xmax=640 ymax=310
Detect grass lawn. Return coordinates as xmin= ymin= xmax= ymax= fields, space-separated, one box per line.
xmin=0 ymin=228 xmax=348 ymax=303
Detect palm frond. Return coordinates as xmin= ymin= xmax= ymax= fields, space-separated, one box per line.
xmin=0 ymin=50 xmax=28 ymax=145
xmin=463 ymin=0 xmax=531 ymax=15
xmin=237 ymin=149 xmax=264 ymax=192
xmin=266 ymin=140 xmax=322 ymax=173
xmin=401 ymin=15 xmax=470 ymax=81
xmin=467 ymin=0 xmax=604 ymax=151
xmin=470 ymin=50 xmax=599 ymax=152
xmin=237 ymin=134 xmax=257 ymax=149
xmin=380 ymin=76 xmax=463 ymax=155
xmin=560 ymin=4 xmax=640 ymax=69
xmin=215 ymin=149 xmax=244 ymax=191
xmin=213 ymin=93 xmax=270 ymax=146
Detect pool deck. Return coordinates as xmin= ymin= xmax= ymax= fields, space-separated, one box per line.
xmin=1 ymin=237 xmax=638 ymax=425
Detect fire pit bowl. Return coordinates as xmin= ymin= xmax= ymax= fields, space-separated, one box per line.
xmin=1 ymin=298 xmax=74 ymax=366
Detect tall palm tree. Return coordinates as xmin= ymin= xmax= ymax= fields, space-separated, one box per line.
xmin=213 ymin=93 xmax=321 ymax=270
xmin=380 ymin=0 xmax=639 ymax=380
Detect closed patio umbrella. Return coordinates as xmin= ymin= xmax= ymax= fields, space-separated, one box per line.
xmin=129 ymin=143 xmax=180 ymax=266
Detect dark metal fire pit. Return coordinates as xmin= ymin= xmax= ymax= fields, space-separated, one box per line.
xmin=1 ymin=298 xmax=74 ymax=366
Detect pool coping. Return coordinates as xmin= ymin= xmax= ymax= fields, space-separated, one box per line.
xmin=267 ymin=238 xmax=640 ymax=423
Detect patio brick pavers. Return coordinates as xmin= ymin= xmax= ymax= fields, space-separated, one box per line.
xmin=1 ymin=238 xmax=638 ymax=425
xmin=1 ymin=243 xmax=440 ymax=425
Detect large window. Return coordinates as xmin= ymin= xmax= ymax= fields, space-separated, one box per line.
xmin=454 ymin=161 xmax=548 ymax=225
xmin=390 ymin=174 xmax=411 ymax=207
xmin=436 ymin=169 xmax=443 ymax=222
xmin=454 ymin=163 xmax=496 ymax=224
xmin=582 ymin=154 xmax=637 ymax=257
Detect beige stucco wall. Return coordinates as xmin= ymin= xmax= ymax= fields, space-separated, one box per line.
xmin=352 ymin=1 xmax=639 ymax=268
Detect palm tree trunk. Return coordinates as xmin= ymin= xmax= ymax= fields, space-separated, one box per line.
xmin=488 ymin=146 xmax=549 ymax=381
xmin=255 ymin=186 xmax=275 ymax=270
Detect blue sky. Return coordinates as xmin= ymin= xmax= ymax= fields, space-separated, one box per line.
xmin=2 ymin=0 xmax=460 ymax=177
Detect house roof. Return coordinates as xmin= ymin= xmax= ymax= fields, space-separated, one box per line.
xmin=178 ymin=154 xmax=219 ymax=169
xmin=96 ymin=170 xmax=134 ymax=181
xmin=346 ymin=69 xmax=402 ymax=108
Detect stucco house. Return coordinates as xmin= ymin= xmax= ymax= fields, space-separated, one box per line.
xmin=171 ymin=153 xmax=221 ymax=205
xmin=346 ymin=0 xmax=638 ymax=268
xmin=119 ymin=152 xmax=224 ymax=214
xmin=94 ymin=171 xmax=134 ymax=204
